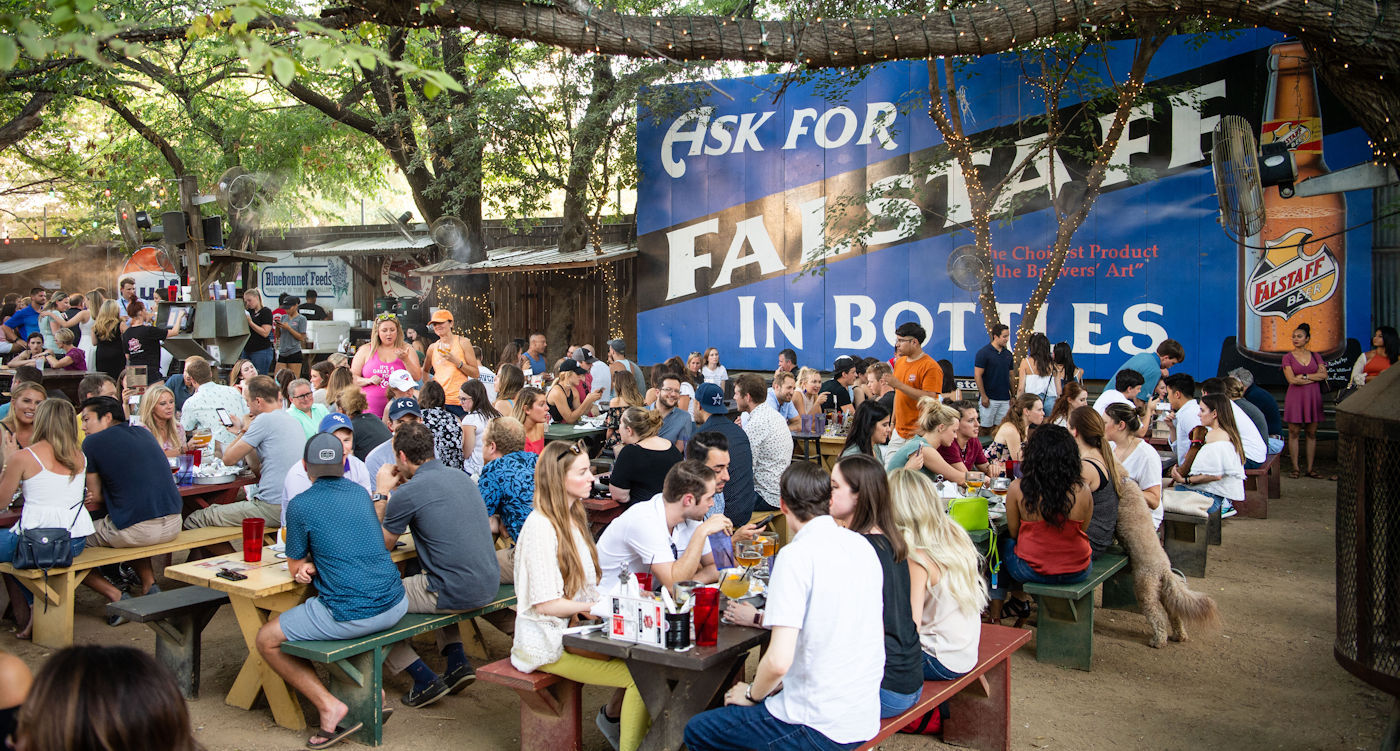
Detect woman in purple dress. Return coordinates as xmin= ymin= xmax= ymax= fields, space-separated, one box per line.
xmin=1281 ymin=323 xmax=1327 ymax=479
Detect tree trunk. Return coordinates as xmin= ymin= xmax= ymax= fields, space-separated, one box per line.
xmin=558 ymin=55 xmax=619 ymax=254
xmin=0 ymin=93 xmax=54 ymax=152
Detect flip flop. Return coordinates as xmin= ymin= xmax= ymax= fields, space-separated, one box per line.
xmin=1289 ymin=470 xmax=1301 ymax=479
xmin=306 ymin=722 xmax=363 ymax=749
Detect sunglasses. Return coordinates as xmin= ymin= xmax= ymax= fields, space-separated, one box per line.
xmin=374 ymin=312 xmax=398 ymax=323
xmin=555 ymin=440 xmax=586 ymax=461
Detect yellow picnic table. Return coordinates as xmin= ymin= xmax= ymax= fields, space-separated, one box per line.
xmin=164 ymin=537 xmax=419 ymax=732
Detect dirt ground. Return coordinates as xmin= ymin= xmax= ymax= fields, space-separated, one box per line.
xmin=2 ymin=474 xmax=1392 ymax=751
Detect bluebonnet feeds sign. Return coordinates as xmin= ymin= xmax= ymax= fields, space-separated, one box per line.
xmin=634 ymin=30 xmax=1374 ymax=379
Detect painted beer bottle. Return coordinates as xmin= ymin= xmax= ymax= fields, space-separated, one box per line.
xmin=1238 ymin=42 xmax=1346 ymax=362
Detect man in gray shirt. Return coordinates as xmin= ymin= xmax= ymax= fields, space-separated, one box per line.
xmin=275 ymin=296 xmax=309 ymax=378
xmin=375 ymin=422 xmax=500 ymax=708
xmin=185 ymin=375 xmax=307 ymax=547
xmin=654 ymin=373 xmax=695 ymax=451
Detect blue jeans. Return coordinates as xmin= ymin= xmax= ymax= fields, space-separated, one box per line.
xmin=1186 ymin=488 xmax=1230 ymax=515
xmin=922 ymin=652 xmax=969 ymax=682
xmin=880 ymin=687 xmax=921 ymax=718
xmin=992 ymin=537 xmax=1089 ymax=599
xmin=685 ymin=701 xmax=862 ymax=751
xmin=1267 ymin=437 xmax=1285 ymax=455
xmin=244 ymin=348 xmax=275 ymax=374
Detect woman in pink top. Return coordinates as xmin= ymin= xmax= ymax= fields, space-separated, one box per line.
xmin=350 ymin=314 xmax=422 ymax=418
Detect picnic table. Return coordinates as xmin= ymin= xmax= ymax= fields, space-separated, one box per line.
xmin=0 ymin=473 xmax=252 ymax=528
xmin=563 ymin=623 xmax=770 ymax=751
xmin=164 ymin=537 xmax=420 ymax=732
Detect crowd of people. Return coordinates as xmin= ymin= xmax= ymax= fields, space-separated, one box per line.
xmin=1 ymin=276 xmax=1394 ymax=750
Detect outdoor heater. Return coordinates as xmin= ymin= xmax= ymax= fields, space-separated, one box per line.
xmin=1335 ymin=364 xmax=1400 ymax=747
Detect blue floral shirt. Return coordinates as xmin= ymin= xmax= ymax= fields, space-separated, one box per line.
xmin=476 ymin=450 xmax=536 ymax=543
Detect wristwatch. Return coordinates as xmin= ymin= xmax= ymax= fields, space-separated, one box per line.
xmin=744 ymin=685 xmax=759 ymax=703
xmin=371 ymin=493 xmax=389 ymax=503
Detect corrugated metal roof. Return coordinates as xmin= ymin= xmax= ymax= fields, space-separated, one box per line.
xmin=0 ymin=257 xmax=62 ymax=275
xmin=412 ymin=242 xmax=636 ymax=276
xmin=292 ymin=235 xmax=435 ymax=258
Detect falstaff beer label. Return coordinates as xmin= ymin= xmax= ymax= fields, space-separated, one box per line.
xmin=1247 ymin=229 xmax=1340 ymax=319
xmin=1261 ymin=116 xmax=1322 ymax=152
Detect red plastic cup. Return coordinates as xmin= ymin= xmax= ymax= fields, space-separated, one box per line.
xmin=186 ymin=449 xmax=201 ymax=468
xmin=242 ymin=518 xmax=265 ymax=562
xmin=635 ymin=572 xmax=654 ymax=592
xmin=693 ymin=587 xmax=719 ymax=646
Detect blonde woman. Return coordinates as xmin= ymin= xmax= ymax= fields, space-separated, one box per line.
xmin=791 ymin=366 xmax=828 ymax=418
xmin=139 ymin=386 xmax=186 ymax=458
xmin=889 ymin=468 xmax=987 ymax=681
xmin=76 ymin=290 xmax=104 ymax=369
xmin=512 ymin=386 xmax=550 ymax=454
xmin=92 ymin=299 xmax=126 ymax=380
xmin=323 ymin=366 xmax=354 ymax=411
xmin=883 ymin=397 xmax=966 ymax=482
xmin=350 ymin=313 xmax=422 ymax=419
xmin=0 ymin=382 xmax=47 ymax=472
xmin=511 ymin=441 xmax=649 ymax=751
xmin=605 ymin=364 xmax=647 ymax=451
xmin=494 ymin=364 xmax=525 ymax=415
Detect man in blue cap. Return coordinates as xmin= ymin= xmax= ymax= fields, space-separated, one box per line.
xmin=280 ymin=412 xmax=373 ymax=526
xmin=365 ymin=397 xmax=428 ymax=481
xmin=692 ymin=382 xmax=758 ymax=526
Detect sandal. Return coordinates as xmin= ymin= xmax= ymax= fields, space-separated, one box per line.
xmin=1002 ymin=597 xmax=1032 ymax=620
xmin=1306 ymin=470 xmax=1325 ymax=479
xmin=1289 ymin=470 xmax=1301 ymax=479
xmin=306 ymin=722 xmax=363 ymax=750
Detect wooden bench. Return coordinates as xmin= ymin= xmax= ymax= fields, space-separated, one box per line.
xmin=0 ymin=525 xmax=243 ymax=648
xmin=106 ymin=585 xmax=230 ymax=698
xmin=280 ymin=585 xmax=515 ymax=747
xmin=1021 ymin=554 xmax=1133 ymax=671
xmin=1238 ymin=453 xmax=1281 ymax=518
xmin=479 ymin=659 xmax=583 ymax=751
xmin=1160 ymin=511 xmax=1210 ymax=578
xmin=859 ymin=624 xmax=1031 ymax=751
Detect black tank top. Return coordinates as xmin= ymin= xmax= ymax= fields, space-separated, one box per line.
xmin=1082 ymin=457 xmax=1118 ymax=556
xmin=548 ymin=385 xmax=578 ymax=423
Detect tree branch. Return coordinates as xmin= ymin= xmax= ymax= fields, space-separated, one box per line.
xmin=0 ymin=92 xmax=55 ymax=152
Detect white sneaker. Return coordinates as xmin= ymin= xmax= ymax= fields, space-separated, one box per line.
xmin=595 ymin=706 xmax=621 ymax=751
xmin=1220 ymin=500 xmax=1238 ymax=518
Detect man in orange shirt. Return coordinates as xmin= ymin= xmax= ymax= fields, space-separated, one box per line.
xmin=883 ymin=322 xmax=943 ymax=457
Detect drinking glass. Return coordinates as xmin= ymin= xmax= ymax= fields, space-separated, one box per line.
xmin=719 ymin=570 xmax=749 ymax=600
xmin=693 ymin=587 xmax=719 ymax=646
xmin=735 ymin=541 xmax=762 ymax=570
xmin=241 ymin=518 xmax=265 ymax=563
xmin=965 ymin=471 xmax=985 ymax=494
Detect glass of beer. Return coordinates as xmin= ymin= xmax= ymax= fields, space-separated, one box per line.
xmin=965 ymin=471 xmax=985 ymax=494
xmin=990 ymin=476 xmax=1011 ymax=497
xmin=758 ymin=533 xmax=777 ymax=559
xmin=735 ymin=541 xmax=762 ymax=569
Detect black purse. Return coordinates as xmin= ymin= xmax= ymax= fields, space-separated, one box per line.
xmin=14 ymin=527 xmax=74 ymax=571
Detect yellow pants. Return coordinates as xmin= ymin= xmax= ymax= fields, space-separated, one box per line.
xmin=541 ymin=651 xmax=648 ymax=751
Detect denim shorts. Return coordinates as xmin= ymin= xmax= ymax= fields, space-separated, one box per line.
xmin=279 ymin=595 xmax=407 ymax=642
xmin=0 ymin=529 xmax=87 ymax=564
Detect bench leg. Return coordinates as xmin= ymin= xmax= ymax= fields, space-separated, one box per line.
xmin=514 ymin=680 xmax=583 ymax=751
xmin=1032 ymin=593 xmax=1095 ymax=671
xmin=1101 ymin=563 xmax=1138 ymax=611
xmin=1237 ymin=476 xmax=1269 ymax=518
xmin=1267 ymin=458 xmax=1282 ymax=498
xmin=23 ymin=570 xmax=76 ymax=649
xmin=1207 ymin=507 xmax=1222 ymax=546
xmin=944 ymin=662 xmax=1012 ymax=751
xmin=146 ymin=605 xmax=221 ymax=699
xmin=325 ymin=647 xmax=387 ymax=747
xmin=1162 ymin=520 xmax=1208 ymax=578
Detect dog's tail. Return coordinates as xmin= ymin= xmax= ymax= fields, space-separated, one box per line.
xmin=1161 ymin=569 xmax=1220 ymax=629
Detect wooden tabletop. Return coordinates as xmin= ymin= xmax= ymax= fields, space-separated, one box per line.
xmin=165 ymin=536 xmax=419 ymax=599
xmin=564 ymin=622 xmax=769 ymax=671
xmin=178 ymin=475 xmax=254 ymax=496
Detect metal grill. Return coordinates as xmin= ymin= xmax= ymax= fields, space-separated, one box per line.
xmin=1335 ymin=366 xmax=1400 ymax=696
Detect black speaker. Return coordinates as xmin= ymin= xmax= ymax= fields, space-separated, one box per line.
xmin=162 ymin=211 xmax=187 ymax=245
xmin=202 ymin=215 xmax=224 ymax=247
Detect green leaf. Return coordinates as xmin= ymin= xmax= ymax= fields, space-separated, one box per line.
xmin=270 ymin=55 xmax=295 ymax=85
xmin=423 ymin=80 xmax=441 ymax=100
xmin=0 ymin=36 xmax=17 ymax=70
xmin=231 ymin=5 xmax=259 ymax=25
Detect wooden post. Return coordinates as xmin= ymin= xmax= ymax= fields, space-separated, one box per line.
xmin=178 ymin=175 xmax=206 ymax=299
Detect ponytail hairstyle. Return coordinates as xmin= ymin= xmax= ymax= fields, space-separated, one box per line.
xmin=618 ymin=406 xmax=663 ymax=440
xmin=888 ymin=468 xmax=988 ymax=616
xmin=1068 ymin=406 xmax=1120 ymax=489
xmin=1046 ymin=381 xmax=1086 ymax=426
xmin=513 ymin=386 xmax=546 ymax=425
xmin=835 ymin=454 xmax=905 ymax=561
xmin=1000 ymin=393 xmax=1043 ymax=442
xmin=1199 ymin=393 xmax=1245 ymax=464
xmin=915 ymin=396 xmax=959 ymax=435
xmin=1103 ymin=402 xmax=1142 ymax=436
xmin=533 ymin=441 xmax=601 ymax=599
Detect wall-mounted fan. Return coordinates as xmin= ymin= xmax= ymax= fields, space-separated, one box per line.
xmin=431 ymin=216 xmax=470 ymax=258
xmin=215 ymin=166 xmax=286 ymax=252
xmin=377 ymin=208 xmax=416 ymax=243
xmin=946 ymin=243 xmax=990 ymax=292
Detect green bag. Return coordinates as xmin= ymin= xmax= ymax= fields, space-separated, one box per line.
xmin=947 ymin=496 xmax=990 ymax=532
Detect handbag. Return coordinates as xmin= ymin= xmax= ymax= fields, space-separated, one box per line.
xmin=13 ymin=527 xmax=73 ymax=571
xmin=947 ymin=495 xmax=1001 ymax=589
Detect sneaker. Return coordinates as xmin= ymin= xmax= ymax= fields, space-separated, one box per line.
xmin=402 ymin=679 xmax=449 ymax=709
xmin=1220 ymin=500 xmax=1238 ymax=518
xmin=106 ymin=592 xmax=132 ymax=627
xmin=117 ymin=562 xmax=141 ymax=592
xmin=443 ymin=662 xmax=476 ymax=695
xmin=595 ymin=706 xmax=621 ymax=751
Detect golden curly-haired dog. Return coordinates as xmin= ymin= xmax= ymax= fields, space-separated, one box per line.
xmin=1115 ymin=476 xmax=1220 ymax=647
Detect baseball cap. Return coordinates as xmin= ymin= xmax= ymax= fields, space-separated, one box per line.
xmin=388 ymin=397 xmax=422 ymax=421
xmin=304 ymin=432 xmax=346 ymax=480
xmin=429 ymin=309 xmax=454 ymax=324
xmin=318 ymin=412 xmax=353 ymax=434
xmin=607 ymin=338 xmax=627 ymax=355
xmin=571 ymin=346 xmax=595 ymax=363
xmin=696 ymin=382 xmax=727 ymax=414
xmin=387 ymin=369 xmax=417 ymax=391
xmin=284 ymin=296 xmax=300 ymax=308
xmin=832 ymin=354 xmax=857 ymax=372
xmin=558 ymin=358 xmax=587 ymax=376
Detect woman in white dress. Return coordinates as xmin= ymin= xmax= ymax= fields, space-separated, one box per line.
xmin=1017 ymin=332 xmax=1059 ymax=415
xmin=76 ymin=290 xmax=103 ymax=372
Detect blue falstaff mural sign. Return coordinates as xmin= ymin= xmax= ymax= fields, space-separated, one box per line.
xmin=634 ymin=30 xmax=1374 ymax=381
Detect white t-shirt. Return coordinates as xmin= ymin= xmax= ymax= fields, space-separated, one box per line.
xmin=474 ymin=366 xmax=498 ymax=403
xmin=1093 ymin=388 xmax=1134 ymax=415
xmin=701 ymin=365 xmax=728 ymax=387
xmin=281 ymin=455 xmax=372 ymax=526
xmin=1114 ymin=438 xmax=1164 ymax=528
xmin=595 ymin=493 xmax=711 ymax=587
xmin=764 ymin=515 xmax=884 ymax=744
xmin=1187 ymin=440 xmax=1246 ymax=501
xmin=1228 ymin=402 xmax=1266 ymax=464
xmin=460 ymin=411 xmax=490 ymax=476
xmin=590 ymin=360 xmax=613 ymax=401
xmin=1172 ymin=400 xmax=1201 ymax=463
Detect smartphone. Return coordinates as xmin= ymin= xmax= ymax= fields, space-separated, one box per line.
xmin=129 ymin=365 xmax=148 ymax=388
xmin=216 ymin=568 xmax=247 ymax=581
xmin=215 ymin=407 xmax=234 ymax=427
xmin=751 ymin=516 xmax=773 ymax=532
